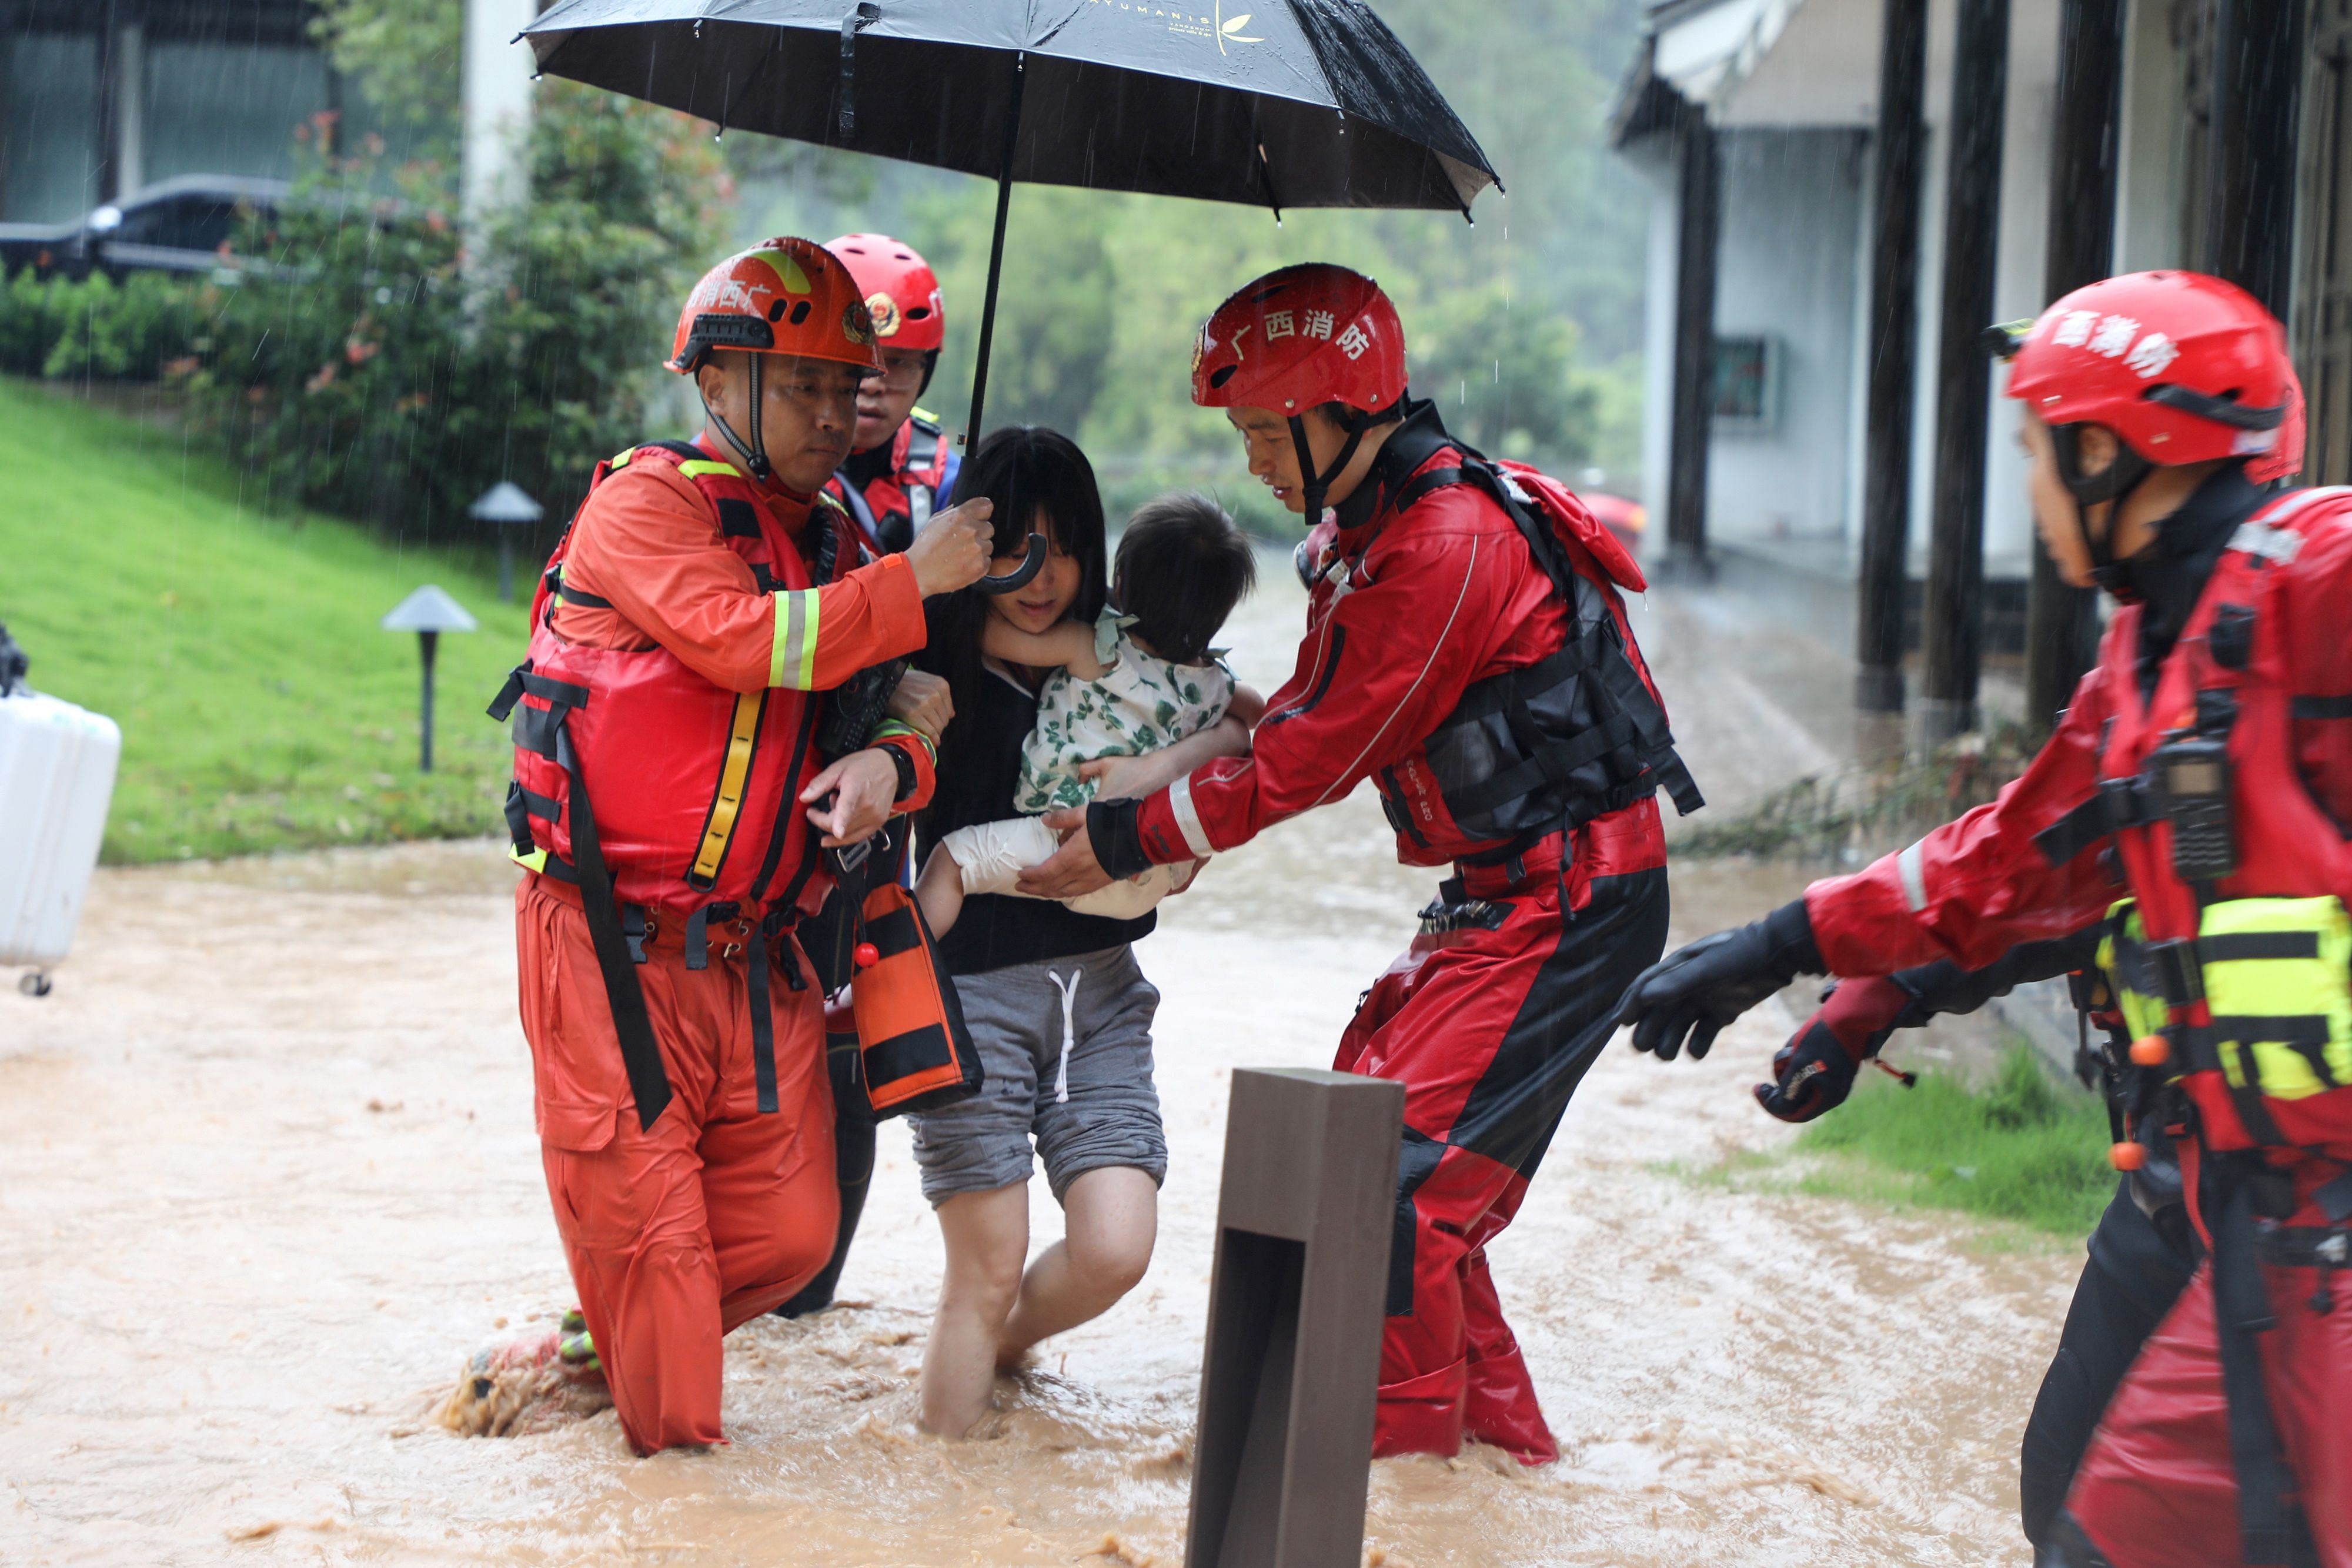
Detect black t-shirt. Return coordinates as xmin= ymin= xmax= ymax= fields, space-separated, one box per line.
xmin=921 ymin=660 xmax=1155 ymax=975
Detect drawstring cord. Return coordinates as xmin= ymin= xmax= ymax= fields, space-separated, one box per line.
xmin=1048 ymin=967 xmax=1083 ymax=1105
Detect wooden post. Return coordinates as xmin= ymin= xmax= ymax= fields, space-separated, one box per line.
xmin=1663 ymin=100 xmax=1720 ymax=580
xmin=2023 ymin=0 xmax=2126 ymax=731
xmin=2206 ymin=0 xmax=2308 ymax=317
xmin=1853 ymin=0 xmax=1928 ymax=714
xmin=1187 ymin=1069 xmax=1404 ymax=1568
xmin=1917 ymin=0 xmax=2011 ymax=747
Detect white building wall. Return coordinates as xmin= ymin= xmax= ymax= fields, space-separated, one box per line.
xmin=1638 ymin=155 xmax=1682 ymax=537
xmin=1706 ymin=126 xmax=1867 ymax=553
xmin=1983 ymin=0 xmax=2060 ymax=577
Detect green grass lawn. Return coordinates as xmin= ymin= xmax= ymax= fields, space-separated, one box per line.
xmin=0 ymin=379 xmax=536 ymax=863
xmin=1793 ymin=1046 xmax=2117 ymax=1236
xmin=1674 ymin=1045 xmax=2119 ymax=1240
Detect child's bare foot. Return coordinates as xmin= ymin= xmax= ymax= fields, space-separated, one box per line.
xmin=914 ymin=846 xmax=965 ymax=939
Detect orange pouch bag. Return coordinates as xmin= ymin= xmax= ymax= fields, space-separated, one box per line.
xmin=850 ymin=881 xmax=983 ymax=1116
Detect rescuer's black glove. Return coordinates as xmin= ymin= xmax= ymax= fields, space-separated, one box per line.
xmin=1613 ymin=898 xmax=1823 ymax=1062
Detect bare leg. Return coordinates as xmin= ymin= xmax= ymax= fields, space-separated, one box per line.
xmin=920 ymin=1183 xmax=1028 ymax=1437
xmin=913 ymin=844 xmax=967 ymax=940
xmin=995 ymin=1166 xmax=1157 ymax=1367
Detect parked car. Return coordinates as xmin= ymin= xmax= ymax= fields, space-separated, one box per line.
xmin=0 ymin=175 xmax=289 ymax=282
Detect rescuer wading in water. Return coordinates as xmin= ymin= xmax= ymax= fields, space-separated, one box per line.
xmin=1022 ymin=263 xmax=1704 ymax=1462
xmin=490 ymin=237 xmax=996 ymax=1455
xmin=1619 ymin=270 xmax=2352 ymax=1568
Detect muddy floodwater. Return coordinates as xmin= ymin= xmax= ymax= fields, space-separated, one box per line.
xmin=2 ymin=570 xmax=2076 ymax=1565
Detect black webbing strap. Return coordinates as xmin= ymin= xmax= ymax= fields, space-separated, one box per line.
xmin=2207 ymin=1016 xmax=2343 ymax=1092
xmin=683 ymin=901 xmax=739 ymax=973
xmin=746 ymin=920 xmax=778 ymax=1114
xmin=1443 ymin=712 xmax=1641 ymax=819
xmin=1398 ymin=460 xmax=1703 ymax=821
xmin=2291 ymin=694 xmax=2352 ymax=720
xmin=2183 ymin=1022 xmax=2299 ymax=1151
xmin=549 ymin=713 xmax=673 ymax=1132
xmin=2035 ymin=777 xmax=2158 ymax=867
xmin=2209 ymin=1175 xmax=2322 ymax=1568
xmin=1437 ymin=631 xmax=1608 ymax=723
xmin=554 ymin=579 xmax=614 ymax=610
xmin=622 ymin=906 xmax=650 ymax=965
xmin=2203 ymin=932 xmax=2325 ymax=963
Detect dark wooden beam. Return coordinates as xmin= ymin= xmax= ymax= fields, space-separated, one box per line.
xmin=2023 ymin=0 xmax=2126 ymax=731
xmin=1663 ymin=99 xmax=1720 ymax=579
xmin=1918 ymin=0 xmax=2011 ymax=745
xmin=2206 ymin=0 xmax=2308 ymax=319
xmin=1854 ymin=0 xmax=1928 ymax=713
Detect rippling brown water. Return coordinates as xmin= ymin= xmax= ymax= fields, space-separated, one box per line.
xmin=1 ymin=569 xmax=2070 ymax=1565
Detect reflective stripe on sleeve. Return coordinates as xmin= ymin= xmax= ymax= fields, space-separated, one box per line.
xmin=1168 ymin=774 xmax=1215 ymax=858
xmin=679 ymin=459 xmax=741 ymax=480
xmin=1897 ymin=840 xmax=1929 ymax=914
xmin=769 ymin=590 xmax=823 ymax=689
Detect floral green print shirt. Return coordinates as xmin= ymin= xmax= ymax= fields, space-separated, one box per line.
xmin=1014 ymin=605 xmax=1235 ymax=814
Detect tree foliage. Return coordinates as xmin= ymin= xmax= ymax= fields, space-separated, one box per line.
xmin=171 ymin=84 xmax=727 ymax=547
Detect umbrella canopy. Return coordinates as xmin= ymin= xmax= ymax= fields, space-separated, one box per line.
xmin=520 ymin=0 xmax=1498 ymax=218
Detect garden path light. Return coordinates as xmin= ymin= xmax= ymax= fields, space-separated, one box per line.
xmin=471 ymin=482 xmax=545 ymax=604
xmin=382 ymin=585 xmax=478 ymax=773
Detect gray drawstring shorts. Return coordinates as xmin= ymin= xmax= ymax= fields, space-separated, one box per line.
xmin=908 ymin=943 xmax=1166 ymax=1206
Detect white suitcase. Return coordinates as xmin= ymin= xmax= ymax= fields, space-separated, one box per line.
xmin=0 ymin=687 xmax=121 ymax=992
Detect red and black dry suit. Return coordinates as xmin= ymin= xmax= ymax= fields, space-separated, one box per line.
xmin=1802 ymin=473 xmax=2352 ymax=1568
xmin=1091 ymin=403 xmax=1701 ymax=1462
xmin=490 ymin=436 xmax=934 ymax=1454
xmin=824 ymin=409 xmax=960 ymax=557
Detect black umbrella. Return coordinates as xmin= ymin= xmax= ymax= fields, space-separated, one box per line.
xmin=519 ymin=0 xmax=1499 ymax=446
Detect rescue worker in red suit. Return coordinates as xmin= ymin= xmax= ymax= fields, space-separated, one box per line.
xmin=492 ymin=237 xmax=998 ymax=1455
xmin=822 ymin=233 xmax=960 ymax=557
xmin=1617 ymin=270 xmax=2352 ymax=1568
xmin=1021 ymin=263 xmax=1704 ymax=1462
xmin=773 ymin=234 xmax=963 ymax=1320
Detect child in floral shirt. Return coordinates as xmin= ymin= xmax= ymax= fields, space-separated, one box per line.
xmin=917 ymin=494 xmax=1261 ymax=935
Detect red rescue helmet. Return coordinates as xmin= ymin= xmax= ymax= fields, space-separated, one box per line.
xmin=667 ymin=236 xmax=883 ymax=376
xmin=824 ymin=232 xmax=946 ymax=354
xmin=1996 ymin=270 xmax=2303 ymax=486
xmin=1192 ymin=263 xmax=1408 ymax=417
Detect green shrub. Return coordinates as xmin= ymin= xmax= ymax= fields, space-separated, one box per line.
xmin=0 ymin=270 xmax=202 ymax=383
xmin=173 ymin=84 xmax=727 ymax=549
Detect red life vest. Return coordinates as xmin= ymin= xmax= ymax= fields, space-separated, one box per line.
xmin=2084 ymin=486 xmax=2352 ymax=1159
xmin=499 ymin=440 xmax=854 ymax=927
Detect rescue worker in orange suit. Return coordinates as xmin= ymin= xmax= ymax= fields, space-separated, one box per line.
xmin=771 ymin=233 xmax=963 ymax=1320
xmin=1020 ymin=263 xmax=1704 ymax=1462
xmin=1618 ymin=271 xmax=2352 ymax=1568
xmin=491 ymin=237 xmax=997 ymax=1455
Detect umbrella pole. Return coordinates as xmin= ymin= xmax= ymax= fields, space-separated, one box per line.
xmin=963 ymin=51 xmax=1025 ymax=449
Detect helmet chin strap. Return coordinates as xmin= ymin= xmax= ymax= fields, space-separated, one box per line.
xmin=701 ymin=353 xmax=773 ymax=484
xmin=2050 ymin=422 xmax=2156 ymax=600
xmin=1286 ymin=410 xmax=1371 ymax=527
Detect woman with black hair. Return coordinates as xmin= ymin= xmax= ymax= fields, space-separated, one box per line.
xmin=907 ymin=427 xmax=1247 ymax=1437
